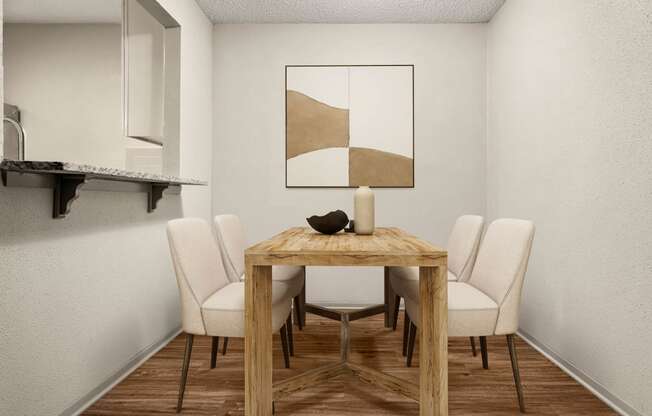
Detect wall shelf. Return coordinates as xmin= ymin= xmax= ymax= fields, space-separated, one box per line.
xmin=1 ymin=159 xmax=207 ymax=218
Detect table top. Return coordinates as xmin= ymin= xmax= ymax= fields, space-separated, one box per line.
xmin=245 ymin=227 xmax=446 ymax=267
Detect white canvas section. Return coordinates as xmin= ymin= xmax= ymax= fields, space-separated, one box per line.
xmin=286 ymin=66 xmax=349 ymax=109
xmin=286 ymin=147 xmax=349 ymax=186
xmin=349 ymin=66 xmax=413 ymax=158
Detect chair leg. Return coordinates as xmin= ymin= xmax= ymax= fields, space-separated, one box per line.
xmin=384 ymin=268 xmax=391 ymax=328
xmin=286 ymin=314 xmax=294 ymax=356
xmin=301 ymin=270 xmax=307 ymax=326
xmin=480 ymin=336 xmax=489 ymax=369
xmin=507 ymin=334 xmax=526 ymax=412
xmin=402 ymin=310 xmax=411 ymax=357
xmin=210 ymin=336 xmax=219 ymax=369
xmin=392 ymin=295 xmax=401 ymax=331
xmin=406 ymin=322 xmax=417 ymax=367
xmin=176 ymin=333 xmax=194 ymax=413
xmin=470 ymin=336 xmax=477 ymax=357
xmin=222 ymin=337 xmax=228 ymax=355
xmin=295 ymin=268 xmax=307 ymax=329
xmin=280 ymin=324 xmax=290 ymax=368
xmin=293 ymin=295 xmax=304 ymax=331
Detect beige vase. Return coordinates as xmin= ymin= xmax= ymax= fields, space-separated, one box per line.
xmin=354 ymin=186 xmax=375 ymax=235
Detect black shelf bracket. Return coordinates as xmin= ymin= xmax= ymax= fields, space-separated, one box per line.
xmin=1 ymin=160 xmax=205 ymax=219
xmin=53 ymin=175 xmax=87 ymax=219
xmin=148 ymin=183 xmax=169 ymax=213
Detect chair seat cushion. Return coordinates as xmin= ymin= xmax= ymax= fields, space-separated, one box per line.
xmin=201 ymin=281 xmax=292 ymax=337
xmin=389 ymin=266 xmax=457 ymax=299
xmin=239 ymin=265 xmax=304 ymax=297
xmin=405 ymin=282 xmax=498 ymax=337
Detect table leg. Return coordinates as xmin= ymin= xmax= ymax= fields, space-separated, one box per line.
xmin=419 ymin=265 xmax=448 ymax=416
xmin=245 ymin=264 xmax=273 ymax=416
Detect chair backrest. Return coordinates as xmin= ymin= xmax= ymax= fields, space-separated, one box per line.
xmin=213 ymin=214 xmax=246 ymax=282
xmin=447 ymin=215 xmax=485 ymax=282
xmin=467 ymin=218 xmax=535 ymax=335
xmin=167 ymin=218 xmax=231 ymax=335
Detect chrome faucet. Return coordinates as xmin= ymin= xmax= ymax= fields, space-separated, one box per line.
xmin=3 ymin=117 xmax=26 ymax=160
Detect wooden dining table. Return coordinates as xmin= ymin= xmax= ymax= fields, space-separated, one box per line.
xmin=244 ymin=227 xmax=448 ymax=416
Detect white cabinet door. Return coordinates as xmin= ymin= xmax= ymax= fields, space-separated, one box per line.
xmin=125 ymin=0 xmax=165 ymax=143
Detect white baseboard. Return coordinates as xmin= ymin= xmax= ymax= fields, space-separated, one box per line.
xmin=59 ymin=327 xmax=182 ymax=416
xmin=517 ymin=330 xmax=643 ymax=416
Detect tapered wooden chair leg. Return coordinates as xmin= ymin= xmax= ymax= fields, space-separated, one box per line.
xmin=392 ymin=295 xmax=401 ymax=331
xmin=280 ymin=325 xmax=290 ymax=368
xmin=406 ymin=322 xmax=417 ymax=367
xmin=222 ymin=337 xmax=228 ymax=355
xmin=470 ymin=336 xmax=477 ymax=356
xmin=294 ymin=296 xmax=304 ymax=331
xmin=480 ymin=336 xmax=489 ymax=369
xmin=210 ymin=336 xmax=219 ymax=369
xmin=177 ymin=334 xmax=194 ymax=413
xmin=507 ymin=334 xmax=526 ymax=412
xmin=286 ymin=314 xmax=294 ymax=356
xmin=402 ymin=310 xmax=411 ymax=357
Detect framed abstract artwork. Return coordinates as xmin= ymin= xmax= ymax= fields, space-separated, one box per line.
xmin=285 ymin=65 xmax=414 ymax=188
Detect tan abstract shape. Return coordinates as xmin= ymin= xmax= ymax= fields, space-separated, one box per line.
xmin=349 ymin=147 xmax=414 ymax=187
xmin=286 ymin=90 xmax=349 ymax=160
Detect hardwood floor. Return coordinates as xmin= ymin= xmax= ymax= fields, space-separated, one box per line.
xmin=85 ymin=315 xmax=615 ymax=415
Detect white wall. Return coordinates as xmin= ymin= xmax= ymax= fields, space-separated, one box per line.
xmin=4 ymin=24 xmax=124 ymax=168
xmin=212 ymin=24 xmax=486 ymax=305
xmin=487 ymin=1 xmax=652 ymax=415
xmin=0 ymin=1 xmax=212 ymax=415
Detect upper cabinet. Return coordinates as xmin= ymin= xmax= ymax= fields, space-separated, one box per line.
xmin=123 ymin=0 xmax=179 ymax=146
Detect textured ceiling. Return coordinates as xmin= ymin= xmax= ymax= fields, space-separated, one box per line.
xmin=196 ymin=0 xmax=505 ymax=23
xmin=3 ymin=0 xmax=121 ymax=24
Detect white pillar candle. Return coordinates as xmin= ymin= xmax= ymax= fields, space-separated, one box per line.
xmin=354 ymin=186 xmax=375 ymax=235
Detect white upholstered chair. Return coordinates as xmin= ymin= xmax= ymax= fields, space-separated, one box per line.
xmin=214 ymin=214 xmax=306 ymax=346
xmin=404 ymin=218 xmax=535 ymax=412
xmin=388 ymin=215 xmax=485 ymax=355
xmin=167 ymin=218 xmax=294 ymax=413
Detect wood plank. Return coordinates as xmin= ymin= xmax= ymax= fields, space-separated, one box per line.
xmin=419 ymin=265 xmax=448 ymax=416
xmin=247 ymin=252 xmax=445 ymax=267
xmin=245 ymin=264 xmax=273 ymax=416
xmin=348 ymin=361 xmax=419 ymax=402
xmin=273 ymin=362 xmax=348 ymax=401
xmin=246 ymin=227 xmax=446 ymax=267
xmin=85 ymin=315 xmax=619 ymax=416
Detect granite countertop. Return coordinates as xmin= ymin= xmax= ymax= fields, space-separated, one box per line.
xmin=1 ymin=159 xmax=207 ymax=186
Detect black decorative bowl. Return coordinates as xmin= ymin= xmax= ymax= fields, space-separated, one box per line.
xmin=306 ymin=210 xmax=349 ymax=235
